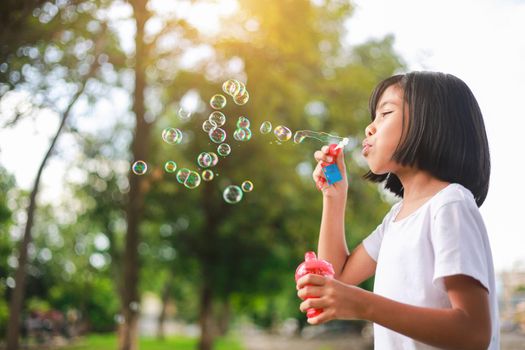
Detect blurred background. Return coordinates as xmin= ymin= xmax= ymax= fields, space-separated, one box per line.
xmin=0 ymin=0 xmax=524 ymax=349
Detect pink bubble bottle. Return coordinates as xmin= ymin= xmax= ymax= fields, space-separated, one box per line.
xmin=295 ymin=251 xmax=335 ymax=318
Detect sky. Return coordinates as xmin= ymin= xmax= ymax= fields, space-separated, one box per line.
xmin=1 ymin=0 xmax=524 ymax=272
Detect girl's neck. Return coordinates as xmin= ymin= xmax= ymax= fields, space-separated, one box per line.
xmin=396 ymin=169 xmax=450 ymax=204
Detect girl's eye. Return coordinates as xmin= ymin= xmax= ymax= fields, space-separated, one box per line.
xmin=381 ymin=111 xmax=393 ymax=118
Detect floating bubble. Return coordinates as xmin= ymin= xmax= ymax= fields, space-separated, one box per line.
xmin=223 ymin=185 xmax=243 ymax=204
xmin=237 ymin=116 xmax=250 ymax=128
xmin=202 ymin=119 xmax=217 ymax=133
xmin=197 ymin=152 xmax=213 ymax=168
xmin=178 ymin=107 xmax=192 ymax=120
xmin=210 ymin=94 xmax=227 ymax=110
xmin=208 ymin=152 xmax=219 ymax=167
xmin=241 ymin=180 xmax=254 ymax=192
xmin=184 ymin=171 xmax=201 ymax=189
xmin=233 ymin=90 xmax=249 ymax=105
xmin=132 ymin=161 xmax=147 ymax=175
xmin=176 ymin=168 xmax=191 ymax=184
xmin=222 ymin=79 xmax=242 ymax=96
xmin=217 ymin=143 xmax=231 ymax=157
xmin=209 ymin=111 xmax=226 ymax=127
xmin=209 ymin=127 xmax=227 ymax=144
xmin=274 ymin=125 xmax=292 ymax=142
xmin=202 ymin=169 xmax=214 ymax=181
xmin=164 ymin=161 xmax=177 ymax=173
xmin=293 ymin=130 xmax=307 ymax=144
xmin=162 ymin=127 xmax=183 ymax=144
xmin=233 ymin=128 xmax=247 ymax=141
xmin=260 ymin=121 xmax=272 ymax=134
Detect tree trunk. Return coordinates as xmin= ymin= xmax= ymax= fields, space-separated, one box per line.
xmin=198 ymin=280 xmax=215 ymax=350
xmin=5 ymin=81 xmax=89 ymax=350
xmin=156 ymin=274 xmax=173 ymax=340
xmin=216 ymin=299 xmax=231 ymax=337
xmin=118 ymin=1 xmax=150 ymax=350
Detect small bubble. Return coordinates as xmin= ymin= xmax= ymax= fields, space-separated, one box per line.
xmin=222 ymin=79 xmax=242 ymax=96
xmin=274 ymin=125 xmax=292 ymax=142
xmin=217 ymin=143 xmax=231 ymax=157
xmin=209 ymin=111 xmax=226 ymax=127
xmin=164 ymin=161 xmax=177 ymax=173
xmin=260 ymin=121 xmax=272 ymax=134
xmin=197 ymin=152 xmax=213 ymax=168
xmin=223 ymin=185 xmax=243 ymax=204
xmin=241 ymin=181 xmax=254 ymax=192
xmin=202 ymin=120 xmax=217 ymax=133
xmin=132 ymin=161 xmax=147 ymax=175
xmin=184 ymin=171 xmax=201 ymax=189
xmin=176 ymin=168 xmax=190 ymax=184
xmin=162 ymin=127 xmax=183 ymax=144
xmin=209 ymin=127 xmax=227 ymax=144
xmin=293 ymin=131 xmax=307 ymax=144
xmin=210 ymin=94 xmax=227 ymax=110
xmin=202 ymin=169 xmax=214 ymax=181
xmin=178 ymin=107 xmax=192 ymax=120
xmin=208 ymin=152 xmax=219 ymax=167
xmin=233 ymin=90 xmax=249 ymax=105
xmin=233 ymin=128 xmax=247 ymax=141
xmin=237 ymin=116 xmax=250 ymax=128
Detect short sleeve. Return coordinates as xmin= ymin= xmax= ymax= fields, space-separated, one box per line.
xmin=431 ymin=200 xmax=490 ymax=292
xmin=363 ymin=203 xmax=400 ymax=261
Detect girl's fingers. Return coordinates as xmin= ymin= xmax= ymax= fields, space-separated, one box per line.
xmin=297 ymin=285 xmax=323 ymax=300
xmin=296 ymin=274 xmax=326 ymax=289
xmin=299 ymin=296 xmax=326 ymax=312
xmin=314 ymin=150 xmax=334 ymax=163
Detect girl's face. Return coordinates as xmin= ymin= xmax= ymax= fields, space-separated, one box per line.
xmin=362 ymin=84 xmax=406 ymax=175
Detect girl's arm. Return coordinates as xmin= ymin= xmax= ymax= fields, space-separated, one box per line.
xmin=297 ymin=274 xmax=492 ymax=350
xmin=314 ymin=147 xmax=377 ymax=285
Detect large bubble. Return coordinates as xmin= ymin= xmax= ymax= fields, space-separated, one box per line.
xmin=162 ymin=127 xmax=183 ymax=144
xmin=132 ymin=161 xmax=147 ymax=175
xmin=209 ymin=127 xmax=227 ymax=144
xmin=274 ymin=125 xmax=292 ymax=142
xmin=223 ymin=185 xmax=243 ymax=204
xmin=210 ymin=94 xmax=227 ymax=110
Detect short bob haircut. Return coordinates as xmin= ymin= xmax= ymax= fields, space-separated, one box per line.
xmin=364 ymin=71 xmax=491 ymax=207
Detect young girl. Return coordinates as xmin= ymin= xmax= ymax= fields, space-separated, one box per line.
xmin=297 ymin=71 xmax=499 ymax=349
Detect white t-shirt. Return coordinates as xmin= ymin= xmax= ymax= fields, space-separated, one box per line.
xmin=363 ymin=183 xmax=499 ymax=349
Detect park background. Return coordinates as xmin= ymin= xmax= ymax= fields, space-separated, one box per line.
xmin=1 ymin=0 xmax=525 ymax=349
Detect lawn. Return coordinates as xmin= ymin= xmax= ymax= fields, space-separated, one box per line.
xmin=63 ymin=333 xmax=245 ymax=350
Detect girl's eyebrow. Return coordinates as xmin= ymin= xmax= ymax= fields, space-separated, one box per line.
xmin=378 ymin=100 xmax=397 ymax=109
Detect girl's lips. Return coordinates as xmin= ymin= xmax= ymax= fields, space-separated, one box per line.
xmin=362 ymin=144 xmax=371 ymax=156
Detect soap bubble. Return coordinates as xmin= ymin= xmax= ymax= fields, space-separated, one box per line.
xmin=293 ymin=130 xmax=307 ymax=144
xmin=260 ymin=121 xmax=272 ymax=134
xmin=241 ymin=180 xmax=253 ymax=192
xmin=222 ymin=79 xmax=242 ymax=96
xmin=237 ymin=116 xmax=250 ymax=128
xmin=164 ymin=161 xmax=177 ymax=173
xmin=209 ymin=127 xmax=227 ymax=144
xmin=178 ymin=107 xmax=192 ymax=120
xmin=202 ymin=169 xmax=214 ymax=181
xmin=176 ymin=168 xmax=190 ymax=184
xmin=217 ymin=143 xmax=231 ymax=157
xmin=223 ymin=185 xmax=243 ymax=204
xmin=202 ymin=120 xmax=217 ymax=133
xmin=233 ymin=128 xmax=247 ymax=141
xmin=233 ymin=90 xmax=249 ymax=105
xmin=208 ymin=152 xmax=219 ymax=167
xmin=197 ymin=152 xmax=213 ymax=168
xmin=162 ymin=127 xmax=183 ymax=144
xmin=209 ymin=111 xmax=226 ymax=127
xmin=184 ymin=171 xmax=201 ymax=189
xmin=274 ymin=125 xmax=292 ymax=142
xmin=210 ymin=94 xmax=227 ymax=110
xmin=132 ymin=161 xmax=147 ymax=175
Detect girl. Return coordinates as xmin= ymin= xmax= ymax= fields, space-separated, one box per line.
xmin=297 ymin=71 xmax=499 ymax=349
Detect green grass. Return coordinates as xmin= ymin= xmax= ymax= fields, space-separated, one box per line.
xmin=63 ymin=333 xmax=245 ymax=350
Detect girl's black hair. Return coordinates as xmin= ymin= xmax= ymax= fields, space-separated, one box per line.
xmin=364 ymin=71 xmax=491 ymax=207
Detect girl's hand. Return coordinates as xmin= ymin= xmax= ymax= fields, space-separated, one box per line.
xmin=296 ymin=274 xmax=367 ymax=325
xmin=312 ymin=145 xmax=348 ymax=199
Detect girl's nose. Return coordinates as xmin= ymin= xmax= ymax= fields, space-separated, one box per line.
xmin=365 ymin=124 xmax=376 ymax=137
